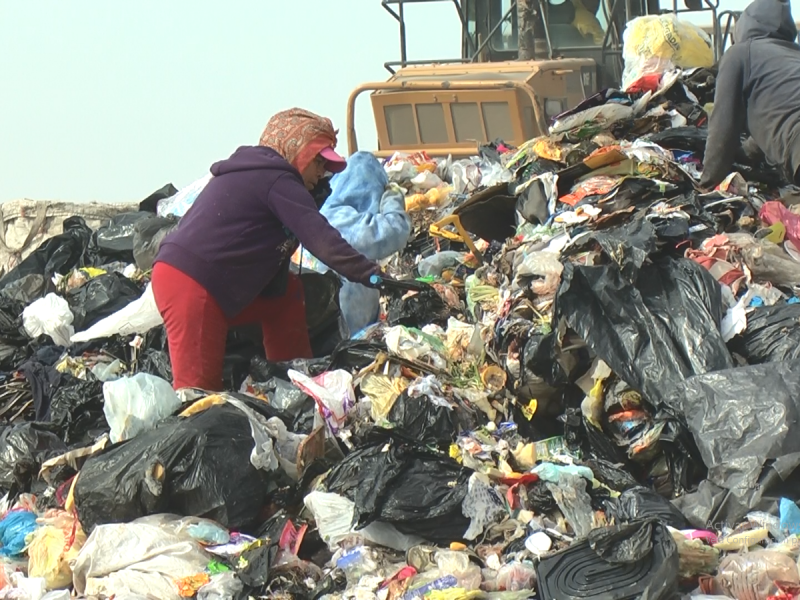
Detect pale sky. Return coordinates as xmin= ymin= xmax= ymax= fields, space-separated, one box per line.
xmin=0 ymin=0 xmax=769 ymax=203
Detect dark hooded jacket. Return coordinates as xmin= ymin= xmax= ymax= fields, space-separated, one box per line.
xmin=701 ymin=0 xmax=800 ymax=187
xmin=156 ymin=146 xmax=379 ymax=319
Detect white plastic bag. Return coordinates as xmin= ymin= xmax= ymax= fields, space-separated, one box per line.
xmin=384 ymin=325 xmax=447 ymax=369
xmin=288 ymin=370 xmax=355 ymax=433
xmin=22 ymin=294 xmax=74 ymax=347
xmin=157 ymin=174 xmax=213 ymax=218
xmin=197 ymin=573 xmax=243 ymax=600
xmin=304 ymin=491 xmax=424 ymax=552
xmin=71 ymin=521 xmax=210 ymax=600
xmin=264 ymin=416 xmax=306 ymax=480
xmin=103 ymin=373 xmax=181 ymax=443
xmin=70 ymin=283 xmax=163 ymax=344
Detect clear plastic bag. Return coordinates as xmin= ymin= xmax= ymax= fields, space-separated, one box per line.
xmin=197 ymin=572 xmax=243 ymax=600
xmin=22 ymin=294 xmax=74 ymax=347
xmin=263 ymin=416 xmax=306 ymax=480
xmin=418 ymin=251 xmax=466 ymax=279
xmin=496 ymin=561 xmax=537 ymax=592
xmin=157 ymin=173 xmax=213 ymax=218
xmin=103 ymin=373 xmax=181 ymax=443
xmin=716 ymin=550 xmax=800 ymax=600
xmin=135 ymin=514 xmax=230 ymax=546
xmin=546 ymin=473 xmax=598 ymax=539
xmin=435 ymin=550 xmax=483 ymax=591
xmin=462 ymin=473 xmax=506 ymax=541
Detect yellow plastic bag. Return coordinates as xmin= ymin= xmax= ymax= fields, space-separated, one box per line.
xmin=361 ymin=373 xmax=408 ymax=421
xmin=27 ymin=510 xmax=87 ymax=590
xmin=622 ymin=15 xmax=713 ymax=89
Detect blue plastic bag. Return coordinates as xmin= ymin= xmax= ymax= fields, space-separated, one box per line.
xmin=0 ymin=510 xmax=37 ymax=556
xmin=780 ymin=497 xmax=800 ymax=536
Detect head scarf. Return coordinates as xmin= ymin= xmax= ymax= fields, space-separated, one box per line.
xmin=259 ymin=108 xmax=339 ymax=174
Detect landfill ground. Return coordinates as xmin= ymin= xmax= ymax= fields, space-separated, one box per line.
xmin=5 ymin=46 xmax=800 ymax=600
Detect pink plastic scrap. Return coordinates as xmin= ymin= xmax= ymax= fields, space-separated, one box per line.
xmin=761 ymin=201 xmax=800 ymax=250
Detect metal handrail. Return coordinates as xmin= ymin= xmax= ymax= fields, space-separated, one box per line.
xmin=381 ymin=0 xmax=471 ymax=73
xmin=346 ymin=79 xmax=547 ymax=155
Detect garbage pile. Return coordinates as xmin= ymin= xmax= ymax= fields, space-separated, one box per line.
xmin=5 ymin=29 xmax=800 ymax=600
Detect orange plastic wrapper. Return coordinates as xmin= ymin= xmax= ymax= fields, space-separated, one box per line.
xmin=176 ymin=572 xmax=211 ymax=597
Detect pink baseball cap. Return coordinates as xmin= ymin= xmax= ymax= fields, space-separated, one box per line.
xmin=319 ymin=147 xmax=347 ymax=174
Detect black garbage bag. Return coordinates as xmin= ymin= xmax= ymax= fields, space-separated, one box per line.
xmin=299 ymin=271 xmax=345 ymax=358
xmin=324 ymin=435 xmax=471 ymax=544
xmin=138 ymin=183 xmax=179 ymax=213
xmin=0 ymin=217 xmax=94 ymax=288
xmin=66 ymin=272 xmax=142 ymax=331
xmin=136 ymin=348 xmax=173 ymax=382
xmin=325 ymin=340 xmax=386 ymax=372
xmin=74 ymin=403 xmax=277 ymax=532
xmin=385 ymin=390 xmax=458 ymax=446
xmin=0 ymin=297 xmax=32 ymax=371
xmin=93 ymin=211 xmax=153 ymax=263
xmin=386 ymin=287 xmax=451 ymax=329
xmin=0 ymin=423 xmax=67 ymax=493
xmin=564 ymin=219 xmax=657 ymax=283
xmin=728 ymin=303 xmax=800 ymax=364
xmin=556 ymin=257 xmax=733 ymax=406
xmin=524 ymin=480 xmax=559 ymax=513
xmin=666 ymin=359 xmax=800 ymax=528
xmin=609 ymin=486 xmax=689 ymax=529
xmin=583 ymin=458 xmax=639 ymax=493
xmin=49 ymin=378 xmax=107 ymax=447
xmin=0 ymin=274 xmax=45 ymax=304
xmin=131 ymin=215 xmax=178 ymax=271
xmin=536 ymin=519 xmax=679 ymax=600
xmin=19 ymin=360 xmax=63 ymax=422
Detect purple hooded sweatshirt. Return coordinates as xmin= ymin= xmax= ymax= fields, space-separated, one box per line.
xmin=155 ymin=145 xmax=379 ymax=319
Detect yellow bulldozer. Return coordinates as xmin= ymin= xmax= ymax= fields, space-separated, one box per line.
xmin=346 ymin=0 xmax=747 ymax=159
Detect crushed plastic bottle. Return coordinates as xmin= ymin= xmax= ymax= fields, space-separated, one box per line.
xmin=335 ymin=546 xmax=379 ymax=584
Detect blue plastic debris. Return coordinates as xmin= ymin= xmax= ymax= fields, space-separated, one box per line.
xmin=0 ymin=510 xmax=37 ymax=557
xmin=780 ymin=498 xmax=800 ymax=536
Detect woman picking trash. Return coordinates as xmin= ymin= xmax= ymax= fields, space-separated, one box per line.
xmin=152 ymin=108 xmax=382 ymax=391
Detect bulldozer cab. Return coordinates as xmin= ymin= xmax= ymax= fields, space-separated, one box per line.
xmin=347 ymin=0 xmax=733 ymax=159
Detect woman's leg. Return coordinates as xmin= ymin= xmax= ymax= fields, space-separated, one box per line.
xmin=151 ymin=262 xmax=229 ymax=391
xmin=230 ymin=273 xmax=313 ymax=362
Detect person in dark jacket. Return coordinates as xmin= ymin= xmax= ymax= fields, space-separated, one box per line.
xmin=701 ymin=0 xmax=800 ymax=189
xmin=152 ymin=108 xmax=381 ymax=391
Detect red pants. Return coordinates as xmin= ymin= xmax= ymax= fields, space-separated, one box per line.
xmin=151 ymin=262 xmax=312 ymax=391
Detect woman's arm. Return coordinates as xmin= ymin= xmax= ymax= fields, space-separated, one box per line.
xmin=267 ymin=174 xmax=380 ymax=285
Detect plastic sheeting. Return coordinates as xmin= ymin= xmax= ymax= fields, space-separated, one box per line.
xmin=103 ymin=374 xmax=181 ymax=443
xmin=557 ymin=256 xmax=733 ymax=406
xmin=323 ymin=435 xmax=471 ymax=545
xmin=66 ymin=272 xmax=142 ymax=332
xmin=70 ymin=283 xmax=162 ymax=344
xmin=669 ymin=359 xmax=800 ymax=527
xmin=73 ymin=404 xmax=278 ymax=532
xmin=728 ymin=303 xmax=800 ymax=364
xmin=72 ymin=520 xmax=210 ymax=600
